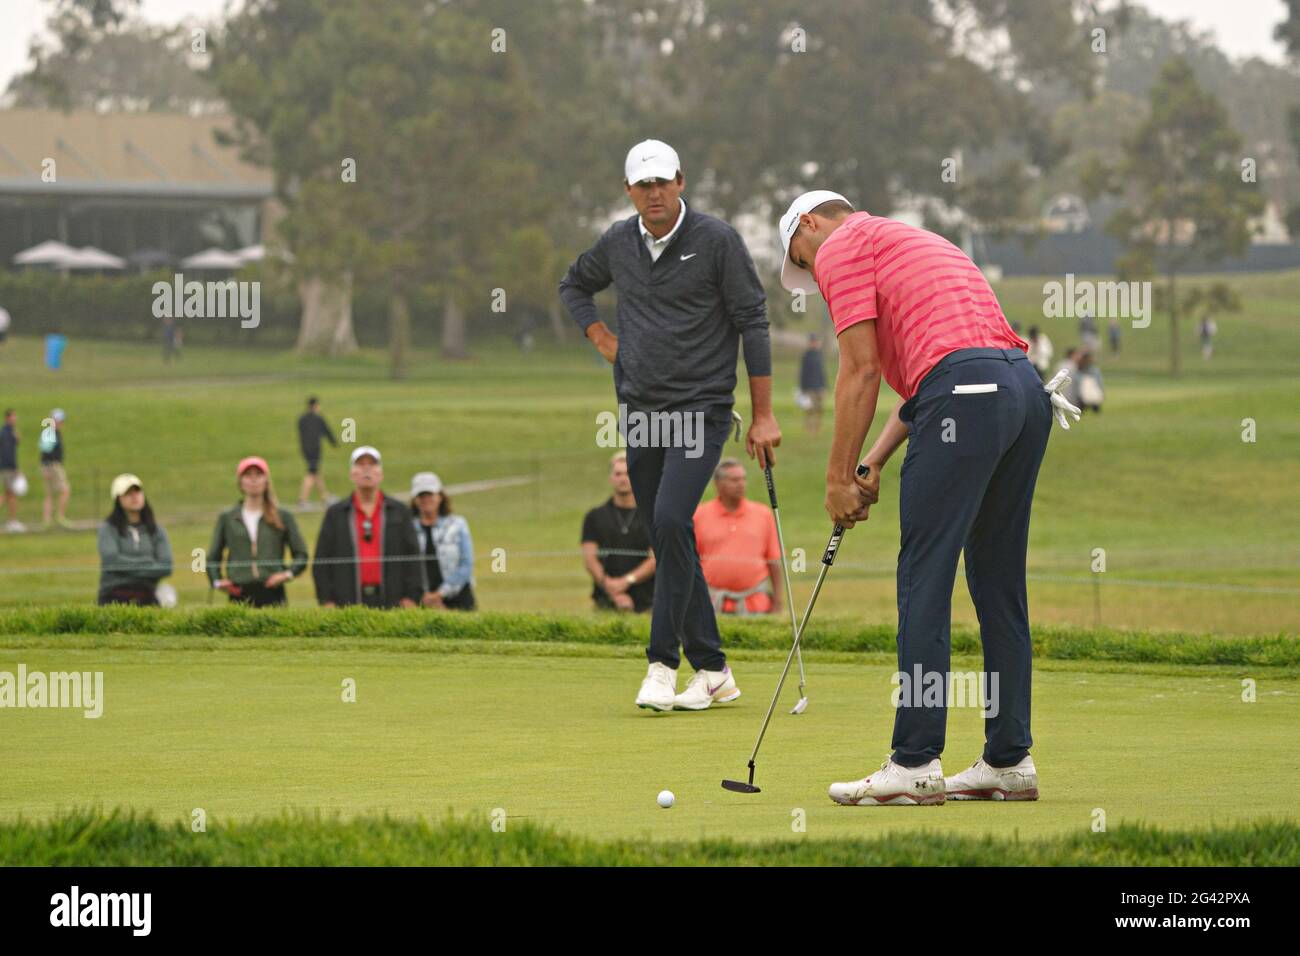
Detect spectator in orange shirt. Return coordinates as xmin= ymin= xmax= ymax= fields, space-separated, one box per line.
xmin=693 ymin=458 xmax=783 ymax=615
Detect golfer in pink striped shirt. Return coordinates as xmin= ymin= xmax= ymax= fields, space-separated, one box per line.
xmin=778 ymin=190 xmax=1077 ymax=807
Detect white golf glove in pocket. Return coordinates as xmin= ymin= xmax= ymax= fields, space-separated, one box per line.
xmin=1042 ymin=369 xmax=1082 ymax=430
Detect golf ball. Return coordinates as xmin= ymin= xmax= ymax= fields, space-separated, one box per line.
xmin=657 ymin=790 xmax=675 ymax=809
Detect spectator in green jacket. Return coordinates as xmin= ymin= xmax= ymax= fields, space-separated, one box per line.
xmin=208 ymin=456 xmax=309 ymax=607
xmin=97 ymin=473 xmax=172 ymax=606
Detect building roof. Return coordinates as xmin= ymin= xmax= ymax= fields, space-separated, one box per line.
xmin=0 ymin=109 xmax=272 ymax=201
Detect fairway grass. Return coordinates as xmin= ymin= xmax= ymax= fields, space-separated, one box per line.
xmin=1 ymin=639 xmax=1294 ymax=849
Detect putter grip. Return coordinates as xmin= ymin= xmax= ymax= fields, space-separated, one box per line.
xmin=822 ymin=464 xmax=871 ymax=566
xmin=764 ymin=466 xmax=776 ymax=507
xmin=822 ymin=528 xmax=845 ymax=566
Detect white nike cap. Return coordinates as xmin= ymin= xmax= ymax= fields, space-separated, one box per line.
xmin=625 ymin=139 xmax=681 ymax=185
xmin=778 ymin=189 xmax=853 ymax=293
xmin=350 ymin=445 xmax=382 ymax=466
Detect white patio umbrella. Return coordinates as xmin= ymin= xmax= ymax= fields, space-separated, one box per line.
xmin=65 ymin=246 xmax=127 ymax=271
xmin=12 ymin=240 xmax=79 ymax=267
xmin=233 ymin=244 xmax=265 ymax=264
xmin=180 ymin=247 xmax=245 ymax=271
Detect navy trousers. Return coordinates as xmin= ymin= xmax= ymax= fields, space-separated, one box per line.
xmin=625 ymin=407 xmax=731 ymax=672
xmin=890 ymin=348 xmax=1052 ymax=768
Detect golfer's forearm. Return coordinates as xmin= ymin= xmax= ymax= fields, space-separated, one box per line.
xmin=826 ymin=370 xmax=882 ymax=481
xmin=747 ymin=375 xmax=774 ymax=419
xmin=558 ymin=240 xmax=611 ymax=332
xmin=864 ymin=400 xmax=909 ymax=468
xmin=739 ymin=325 xmax=773 ymax=380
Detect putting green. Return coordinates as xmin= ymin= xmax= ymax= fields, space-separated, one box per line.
xmin=1 ymin=640 xmax=1293 ymax=844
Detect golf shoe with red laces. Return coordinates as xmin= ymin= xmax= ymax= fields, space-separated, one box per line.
xmin=828 ymin=757 xmax=946 ymax=806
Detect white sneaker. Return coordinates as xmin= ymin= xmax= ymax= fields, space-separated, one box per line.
xmin=4 ymin=520 xmax=25 ymax=533
xmin=635 ymin=662 xmax=678 ymax=712
xmin=673 ymin=666 xmax=741 ymax=710
xmin=944 ymin=756 xmax=1039 ymax=801
xmin=828 ymin=757 xmax=946 ymax=806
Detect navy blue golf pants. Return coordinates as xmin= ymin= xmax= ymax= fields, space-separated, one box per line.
xmin=625 ymin=409 xmax=731 ymax=672
xmin=890 ymin=348 xmax=1052 ymax=768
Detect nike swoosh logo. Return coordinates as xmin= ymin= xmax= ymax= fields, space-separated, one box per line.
xmin=707 ymin=679 xmax=728 ymax=694
xmin=680 ymin=253 xmax=697 ymax=260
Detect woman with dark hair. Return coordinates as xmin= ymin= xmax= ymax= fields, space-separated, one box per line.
xmin=409 ymin=472 xmax=477 ymax=611
xmin=97 ymin=473 xmax=173 ymax=606
xmin=208 ymin=457 xmax=309 ymax=607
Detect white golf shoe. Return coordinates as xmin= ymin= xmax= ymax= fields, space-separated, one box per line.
xmin=635 ymin=662 xmax=678 ymax=712
xmin=944 ymin=756 xmax=1039 ymax=801
xmin=672 ymin=666 xmax=741 ymax=710
xmin=828 ymin=757 xmax=946 ymax=806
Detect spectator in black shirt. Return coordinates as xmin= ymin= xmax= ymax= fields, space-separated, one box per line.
xmin=1 ymin=409 xmax=22 ymax=532
xmin=798 ymin=333 xmax=827 ymax=435
xmin=297 ymin=396 xmax=338 ymax=508
xmin=581 ymin=452 xmax=655 ymax=612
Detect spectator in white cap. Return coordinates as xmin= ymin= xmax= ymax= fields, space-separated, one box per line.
xmin=559 ymin=137 xmax=780 ymax=713
xmin=40 ymin=408 xmax=71 ymax=529
xmin=97 ymin=473 xmax=173 ymax=605
xmin=410 ymin=471 xmax=477 ymax=611
xmin=311 ymin=445 xmax=423 ymax=608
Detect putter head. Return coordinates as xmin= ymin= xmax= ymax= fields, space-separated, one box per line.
xmin=790 ymin=696 xmax=809 ymax=715
xmin=721 ymin=779 xmax=761 ymax=794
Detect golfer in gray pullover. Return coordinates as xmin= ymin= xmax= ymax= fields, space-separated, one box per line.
xmin=559 ymin=139 xmax=782 ymax=713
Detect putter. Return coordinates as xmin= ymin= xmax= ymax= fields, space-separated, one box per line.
xmin=734 ymin=410 xmax=807 ymax=709
xmin=722 ymin=463 xmax=869 ymax=794
xmin=762 ymin=465 xmax=808 ymax=714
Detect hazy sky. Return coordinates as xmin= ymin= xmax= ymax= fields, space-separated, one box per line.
xmin=0 ymin=0 xmax=1293 ymax=92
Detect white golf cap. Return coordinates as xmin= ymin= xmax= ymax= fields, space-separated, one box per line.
xmin=778 ymin=189 xmax=853 ymax=293
xmin=350 ymin=445 xmax=382 ymax=465
xmin=409 ymin=471 xmax=443 ymax=497
xmin=625 ymin=139 xmax=681 ymax=185
xmin=51 ymin=408 xmax=65 ymax=422
xmin=110 ymin=473 xmax=143 ymax=501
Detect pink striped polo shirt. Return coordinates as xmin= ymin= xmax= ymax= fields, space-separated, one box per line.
xmin=813 ymin=212 xmax=1026 ymax=399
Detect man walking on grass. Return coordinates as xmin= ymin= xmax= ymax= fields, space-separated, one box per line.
xmin=560 ymin=139 xmax=781 ymax=712
xmin=298 ymin=396 xmax=338 ymax=508
xmin=777 ymin=190 xmax=1078 ymax=805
